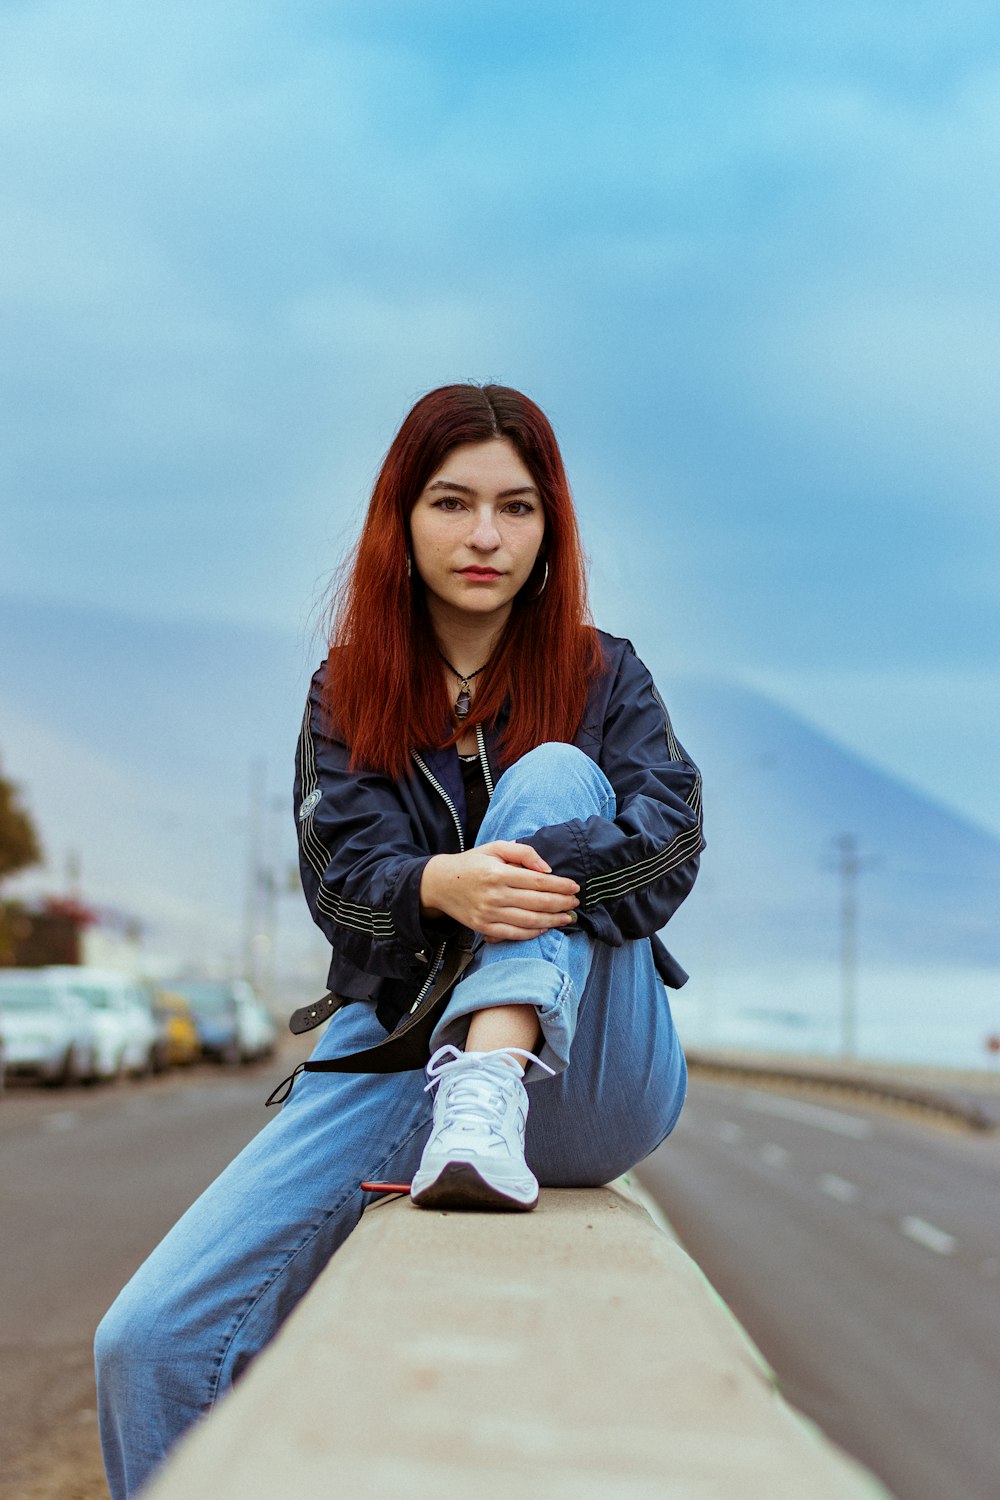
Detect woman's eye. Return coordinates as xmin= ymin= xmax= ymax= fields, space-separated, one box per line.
xmin=433 ymin=497 xmax=465 ymax=511
xmin=504 ymin=501 xmax=535 ymax=516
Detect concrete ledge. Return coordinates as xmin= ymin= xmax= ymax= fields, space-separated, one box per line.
xmin=147 ymin=1184 xmax=889 ymax=1500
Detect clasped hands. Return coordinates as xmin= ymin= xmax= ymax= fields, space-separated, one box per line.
xmin=419 ymin=841 xmax=580 ymax=943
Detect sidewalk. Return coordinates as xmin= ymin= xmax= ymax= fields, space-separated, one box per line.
xmin=147 ymin=1183 xmax=889 ymax=1500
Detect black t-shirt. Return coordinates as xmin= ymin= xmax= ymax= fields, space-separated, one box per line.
xmin=459 ymin=753 xmax=489 ymax=845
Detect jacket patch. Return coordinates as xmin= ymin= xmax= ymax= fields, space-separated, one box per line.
xmin=298 ymin=789 xmax=322 ymax=820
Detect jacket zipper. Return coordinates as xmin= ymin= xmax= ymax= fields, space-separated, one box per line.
xmin=409 ymin=751 xmax=466 ymax=1014
xmin=411 ymin=752 xmax=465 ymax=851
xmin=475 ymin=722 xmax=495 ymax=799
xmin=407 ymin=937 xmax=447 ymax=1014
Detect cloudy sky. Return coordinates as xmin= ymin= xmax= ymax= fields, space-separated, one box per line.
xmin=4 ymin=1 xmax=1000 ymax=832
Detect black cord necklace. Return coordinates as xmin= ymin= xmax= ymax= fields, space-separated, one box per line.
xmin=437 ymin=651 xmax=488 ymax=720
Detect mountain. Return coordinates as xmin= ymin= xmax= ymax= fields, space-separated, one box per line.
xmin=2 ymin=597 xmax=998 ymax=1003
xmin=652 ymin=672 xmax=1000 ymax=969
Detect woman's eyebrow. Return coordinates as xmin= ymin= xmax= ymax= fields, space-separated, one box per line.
xmin=425 ymin=480 xmax=539 ymax=498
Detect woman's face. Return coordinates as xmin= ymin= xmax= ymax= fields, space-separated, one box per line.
xmin=410 ymin=438 xmax=546 ymax=629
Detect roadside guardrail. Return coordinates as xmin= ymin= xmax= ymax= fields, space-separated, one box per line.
xmin=687 ymin=1048 xmax=999 ymax=1132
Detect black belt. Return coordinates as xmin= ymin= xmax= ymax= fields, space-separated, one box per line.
xmin=265 ymin=937 xmax=476 ymax=1106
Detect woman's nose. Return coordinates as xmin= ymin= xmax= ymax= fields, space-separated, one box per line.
xmin=470 ymin=509 xmax=501 ymax=549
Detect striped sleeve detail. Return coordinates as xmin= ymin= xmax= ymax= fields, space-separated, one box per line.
xmin=296 ymin=700 xmax=397 ymax=941
xmin=313 ymin=888 xmax=396 ymax=938
xmin=585 ymin=683 xmax=703 ymax=908
xmin=651 ymin=684 xmax=684 ymax=763
xmin=586 ymin=821 xmax=703 ymax=904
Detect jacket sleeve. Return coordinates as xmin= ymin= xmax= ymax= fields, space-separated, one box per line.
xmin=293 ymin=669 xmax=440 ymax=980
xmin=524 ymin=643 xmax=704 ymax=947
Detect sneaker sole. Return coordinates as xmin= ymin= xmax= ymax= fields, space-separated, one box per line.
xmin=410 ymin=1161 xmax=538 ymax=1212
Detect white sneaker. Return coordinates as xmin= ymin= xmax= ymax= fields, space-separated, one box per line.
xmin=410 ymin=1044 xmax=554 ymax=1211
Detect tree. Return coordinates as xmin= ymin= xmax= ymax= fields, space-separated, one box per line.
xmin=0 ymin=764 xmax=40 ymax=882
xmin=0 ymin=762 xmax=42 ymax=963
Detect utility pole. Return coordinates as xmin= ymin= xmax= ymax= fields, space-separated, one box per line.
xmin=260 ymin=795 xmax=287 ymax=1008
xmin=242 ymin=760 xmax=267 ymax=986
xmin=836 ymin=833 xmax=859 ymax=1059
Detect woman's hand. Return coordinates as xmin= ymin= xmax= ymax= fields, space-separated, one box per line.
xmin=419 ymin=842 xmax=580 ymax=942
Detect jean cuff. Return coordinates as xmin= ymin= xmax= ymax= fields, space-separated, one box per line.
xmin=429 ymin=957 xmax=577 ymax=1081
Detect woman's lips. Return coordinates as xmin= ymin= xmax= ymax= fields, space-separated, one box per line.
xmin=457 ymin=567 xmax=503 ymax=579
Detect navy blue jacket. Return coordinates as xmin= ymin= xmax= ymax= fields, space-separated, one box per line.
xmin=294 ymin=630 xmax=704 ymax=1033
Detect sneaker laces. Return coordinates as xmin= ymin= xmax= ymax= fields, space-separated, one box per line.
xmin=424 ymin=1044 xmax=555 ymax=1135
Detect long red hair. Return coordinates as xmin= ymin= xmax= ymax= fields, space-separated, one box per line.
xmin=324 ymin=383 xmax=603 ymax=778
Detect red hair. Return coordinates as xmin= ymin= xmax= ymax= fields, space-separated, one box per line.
xmin=324 ymin=383 xmax=603 ymax=778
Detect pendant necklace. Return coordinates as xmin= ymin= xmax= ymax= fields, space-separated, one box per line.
xmin=438 ymin=651 xmax=488 ymax=720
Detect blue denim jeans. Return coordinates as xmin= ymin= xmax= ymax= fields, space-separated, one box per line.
xmin=94 ymin=744 xmax=687 ymax=1499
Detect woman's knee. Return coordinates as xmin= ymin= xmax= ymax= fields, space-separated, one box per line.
xmin=491 ymin=743 xmax=615 ymax=822
xmin=512 ymin=742 xmax=603 ymax=783
xmin=95 ymin=1285 xmax=149 ymax=1392
xmin=95 ymin=1266 xmax=194 ymax=1393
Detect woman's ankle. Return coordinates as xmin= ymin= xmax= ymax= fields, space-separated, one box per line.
xmin=464 ymin=1002 xmax=541 ymax=1056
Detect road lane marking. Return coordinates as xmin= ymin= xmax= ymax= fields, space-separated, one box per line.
xmin=819 ymin=1173 xmax=859 ymax=1203
xmin=717 ymin=1121 xmax=744 ymax=1143
xmin=42 ymin=1111 xmax=81 ymax=1133
xmin=741 ymin=1091 xmax=872 ymax=1138
xmin=759 ymin=1143 xmax=790 ymax=1168
xmin=900 ymin=1217 xmax=957 ymax=1256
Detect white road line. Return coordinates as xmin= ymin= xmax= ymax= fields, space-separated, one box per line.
xmin=819 ymin=1173 xmax=859 ymax=1203
xmin=900 ymin=1216 xmax=957 ymax=1256
xmin=741 ymin=1091 xmax=872 ymax=1139
xmin=759 ymin=1143 xmax=790 ymax=1168
xmin=42 ymin=1111 xmax=81 ymax=1133
xmin=717 ymin=1121 xmax=744 ymax=1144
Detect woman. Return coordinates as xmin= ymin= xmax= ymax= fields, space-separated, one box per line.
xmin=95 ymin=383 xmax=703 ymax=1498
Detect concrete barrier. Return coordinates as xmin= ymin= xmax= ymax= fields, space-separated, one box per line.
xmin=687 ymin=1047 xmax=999 ymax=1132
xmin=147 ymin=1181 xmax=889 ymax=1499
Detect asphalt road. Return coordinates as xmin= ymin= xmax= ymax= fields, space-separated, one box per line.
xmin=638 ymin=1076 xmax=1000 ymax=1500
xmin=0 ymin=1049 xmax=300 ymax=1496
xmin=3 ymin=1053 xmax=998 ymax=1500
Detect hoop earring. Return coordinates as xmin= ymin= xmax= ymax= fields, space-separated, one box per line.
xmin=406 ymin=553 xmax=412 ymax=580
xmin=531 ymin=560 xmax=549 ymax=600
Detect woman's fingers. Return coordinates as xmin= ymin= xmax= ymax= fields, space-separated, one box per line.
xmin=493 ymin=887 xmax=578 ymax=915
xmin=483 ymin=924 xmax=549 ymax=943
xmin=501 ymin=869 xmax=579 ymax=896
xmin=420 ymin=847 xmax=580 ymax=932
xmin=481 ymin=841 xmax=578 ymax=889
xmin=481 ymin=839 xmax=552 ymax=873
xmin=488 ymin=905 xmax=577 ymax=932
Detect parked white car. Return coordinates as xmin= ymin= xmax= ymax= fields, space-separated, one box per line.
xmin=45 ymin=967 xmax=159 ymax=1080
xmin=0 ymin=970 xmax=97 ymax=1085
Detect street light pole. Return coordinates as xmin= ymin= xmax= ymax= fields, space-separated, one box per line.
xmin=242 ymin=759 xmax=266 ymax=986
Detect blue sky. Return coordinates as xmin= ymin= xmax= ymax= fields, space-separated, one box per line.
xmin=4 ymin=0 xmax=1000 ymax=831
